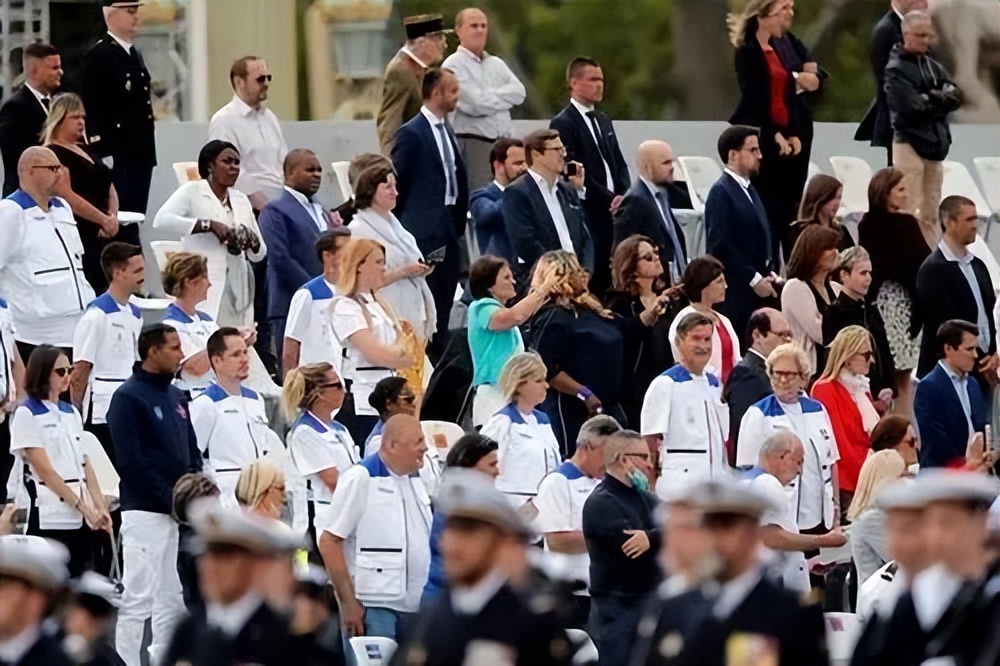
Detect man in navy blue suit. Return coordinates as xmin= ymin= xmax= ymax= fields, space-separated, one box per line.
xmin=550 ymin=57 xmax=630 ymax=296
xmin=914 ymin=319 xmax=991 ymax=469
xmin=705 ymin=125 xmax=780 ymax=341
xmin=468 ymin=138 xmax=526 ymax=263
xmin=258 ymin=149 xmax=332 ymax=366
xmin=501 ymin=129 xmax=593 ymax=285
xmin=391 ymin=68 xmax=468 ymax=357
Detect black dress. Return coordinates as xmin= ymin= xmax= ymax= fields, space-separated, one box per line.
xmin=49 ymin=143 xmax=114 ymax=294
xmin=808 ymin=278 xmax=838 ymax=380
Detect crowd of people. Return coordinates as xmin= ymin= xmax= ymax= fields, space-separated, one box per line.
xmin=0 ymin=0 xmax=997 ymax=665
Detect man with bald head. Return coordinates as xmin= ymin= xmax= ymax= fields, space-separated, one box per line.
xmin=612 ymin=140 xmax=689 ymax=282
xmin=258 ymin=148 xmax=336 ymax=363
xmin=0 ymin=147 xmax=96 ymax=360
xmin=319 ymin=413 xmax=431 ymax=645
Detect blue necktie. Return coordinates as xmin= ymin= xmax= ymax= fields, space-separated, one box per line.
xmin=655 ymin=190 xmax=686 ymax=279
xmin=436 ymin=123 xmax=457 ymax=200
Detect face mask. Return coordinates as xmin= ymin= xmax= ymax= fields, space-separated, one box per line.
xmin=627 ymin=468 xmax=650 ymax=492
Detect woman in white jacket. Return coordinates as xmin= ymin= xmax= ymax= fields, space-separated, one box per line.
xmin=344 ymin=161 xmax=436 ymax=343
xmin=153 ymin=140 xmax=266 ymax=327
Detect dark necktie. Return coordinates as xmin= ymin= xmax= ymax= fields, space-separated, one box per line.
xmin=586 ymin=110 xmax=612 ymax=164
xmin=747 ymin=183 xmax=773 ymax=267
xmin=654 ymin=190 xmax=687 ymax=278
xmin=435 ymin=122 xmax=457 ymax=200
xmin=40 ymin=97 xmax=50 ymax=112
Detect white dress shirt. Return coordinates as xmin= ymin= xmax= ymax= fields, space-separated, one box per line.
xmin=724 ymin=167 xmax=769 ymax=288
xmin=23 ymin=83 xmax=50 ymax=112
xmin=107 ymin=30 xmax=133 ymax=53
xmin=569 ymin=98 xmax=614 ymax=191
xmin=420 ymin=106 xmax=458 ymax=206
xmin=284 ymin=186 xmax=327 ymax=232
xmin=208 ymin=95 xmax=288 ymax=201
xmin=939 ymin=360 xmax=975 ymax=438
xmin=938 ymin=239 xmax=991 ymax=352
xmin=442 ymin=46 xmax=525 ymax=140
xmin=526 ymin=169 xmax=575 ymax=254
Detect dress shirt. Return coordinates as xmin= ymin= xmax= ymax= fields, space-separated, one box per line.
xmin=0 ymin=624 xmax=40 ymax=665
xmin=938 ymin=239 xmax=991 ymax=352
xmin=284 ymin=185 xmax=327 ymax=232
xmin=640 ymin=175 xmax=687 ymax=277
xmin=420 ymin=106 xmax=458 ymax=206
xmin=400 ymin=46 xmax=429 ymax=70
xmin=208 ymin=95 xmax=287 ymax=201
xmin=442 ymin=45 xmax=525 ymax=139
xmin=206 ymin=592 xmax=264 ymax=637
xmin=569 ymin=98 xmax=614 ymax=191
xmin=939 ymin=360 xmax=974 ymax=437
xmin=527 ymin=169 xmax=575 ymax=253
xmin=492 ymin=179 xmax=506 ymax=192
xmin=23 ymin=83 xmax=50 ymax=112
xmin=712 ymin=565 xmax=763 ymax=619
xmin=450 ymin=570 xmax=508 ymax=615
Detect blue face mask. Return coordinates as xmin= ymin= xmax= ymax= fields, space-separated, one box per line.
xmin=627 ymin=468 xmax=650 ymax=492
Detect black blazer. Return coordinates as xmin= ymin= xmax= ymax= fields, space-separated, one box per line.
xmin=80 ymin=36 xmax=156 ymax=166
xmin=612 ymin=179 xmax=688 ymax=270
xmin=772 ymin=31 xmax=821 ymax=141
xmin=822 ymin=292 xmax=896 ymax=394
xmin=730 ymin=34 xmax=802 ymax=137
xmin=855 ymin=10 xmax=903 ymax=147
xmin=501 ymin=172 xmax=594 ymax=280
xmin=914 ymin=248 xmax=997 ymax=377
xmin=10 ymin=632 xmax=75 ymax=666
xmin=0 ymin=86 xmax=48 ymax=196
xmin=391 ymin=111 xmax=469 ymax=249
xmin=724 ymin=351 xmax=772 ymax=458
xmin=550 ymin=103 xmax=630 ymax=208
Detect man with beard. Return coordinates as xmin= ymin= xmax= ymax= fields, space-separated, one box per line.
xmin=468 ymin=138 xmax=526 ymax=263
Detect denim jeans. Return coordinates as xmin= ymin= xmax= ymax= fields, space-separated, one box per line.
xmin=342 ymin=606 xmax=418 ymax=666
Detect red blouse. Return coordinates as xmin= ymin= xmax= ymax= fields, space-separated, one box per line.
xmin=763 ymin=48 xmax=790 ymax=128
xmin=716 ymin=321 xmax=735 ymax=385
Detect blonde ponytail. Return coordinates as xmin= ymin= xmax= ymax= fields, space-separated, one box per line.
xmin=281 ymin=362 xmax=335 ymax=422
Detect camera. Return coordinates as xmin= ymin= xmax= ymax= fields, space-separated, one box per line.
xmin=225 ymin=225 xmax=259 ymax=256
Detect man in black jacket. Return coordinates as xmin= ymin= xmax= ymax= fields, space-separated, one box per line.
xmin=0 ymin=42 xmax=61 ymax=197
xmin=886 ymin=10 xmax=962 ymax=243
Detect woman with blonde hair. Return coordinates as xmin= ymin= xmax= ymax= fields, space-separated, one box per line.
xmin=329 ymin=238 xmax=416 ymax=445
xmin=847 ymin=449 xmax=907 ymax=584
xmin=283 ymin=362 xmax=357 ymax=532
xmin=812 ymin=326 xmax=882 ymax=511
xmin=524 ymin=251 xmax=635 ymax=453
xmin=235 ymin=459 xmax=286 ymax=519
xmin=481 ymin=352 xmax=561 ymax=508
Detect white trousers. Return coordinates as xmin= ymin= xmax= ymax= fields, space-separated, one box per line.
xmin=115 ymin=510 xmax=186 ymax=666
xmin=472 ymin=383 xmax=506 ymax=428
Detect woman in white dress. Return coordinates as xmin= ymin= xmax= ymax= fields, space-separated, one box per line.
xmin=346 ymin=161 xmax=436 ymax=343
xmin=153 ymin=140 xmax=266 ymax=327
xmin=329 ymin=238 xmax=415 ymax=445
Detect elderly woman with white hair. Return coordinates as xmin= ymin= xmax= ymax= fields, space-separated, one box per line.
xmin=480 ymin=352 xmax=562 ymax=508
xmin=736 ymin=343 xmax=842 ymax=535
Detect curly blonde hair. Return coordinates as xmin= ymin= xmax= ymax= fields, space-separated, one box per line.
xmin=727 ymin=0 xmax=784 ymax=47
xmin=531 ymin=250 xmax=610 ymax=318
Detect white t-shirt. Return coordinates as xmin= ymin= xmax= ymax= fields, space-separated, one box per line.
xmin=750 ymin=472 xmax=809 ymax=594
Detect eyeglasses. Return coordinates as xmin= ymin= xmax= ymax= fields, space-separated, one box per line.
xmin=770 ymin=370 xmax=804 ymax=382
xmin=742 ymin=147 xmax=763 ymax=155
xmin=770 ymin=330 xmax=794 ymax=340
xmin=398 ymin=394 xmax=417 ymax=405
xmin=624 ymin=452 xmax=651 ymax=461
xmin=255 ymin=74 xmax=272 ymax=84
xmin=53 ymin=366 xmax=71 ymax=377
xmin=857 ymin=351 xmax=874 ymax=362
xmin=543 ymin=145 xmax=567 ymax=154
xmin=902 ymin=436 xmax=918 ymax=448
xmin=32 ymin=164 xmax=62 ymax=172
xmin=320 ymin=382 xmax=344 ymax=391
xmin=638 ymin=252 xmax=660 ymax=263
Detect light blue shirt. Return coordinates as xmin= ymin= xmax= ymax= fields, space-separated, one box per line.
xmin=467 ymin=297 xmax=524 ymax=386
xmin=938 ymin=240 xmax=990 ymax=352
xmin=939 ymin=360 xmax=974 ymax=437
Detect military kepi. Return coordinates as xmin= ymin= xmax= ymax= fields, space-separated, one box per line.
xmin=403 ymin=14 xmax=452 ymax=40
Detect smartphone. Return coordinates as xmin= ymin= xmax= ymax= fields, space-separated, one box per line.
xmin=423 ymin=246 xmax=447 ymax=266
xmin=565 ymin=162 xmax=579 ymax=177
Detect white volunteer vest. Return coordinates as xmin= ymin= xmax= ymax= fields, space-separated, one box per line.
xmin=74 ymin=292 xmax=142 ymax=424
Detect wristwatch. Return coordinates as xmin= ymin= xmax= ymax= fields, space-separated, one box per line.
xmin=198 ymin=219 xmax=212 ymax=233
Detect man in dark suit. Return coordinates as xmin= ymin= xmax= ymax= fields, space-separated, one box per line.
xmin=855 ymin=0 xmax=927 ymax=164
xmin=705 ymin=125 xmax=779 ymax=340
xmin=612 ymin=140 xmax=690 ymax=284
xmin=724 ymin=308 xmax=792 ymax=465
xmin=550 ymin=57 xmax=630 ymax=295
xmin=469 ymin=137 xmax=525 ymax=263
xmin=391 ymin=68 xmax=468 ymax=356
xmin=258 ymin=149 xmax=333 ymax=362
xmin=80 ymin=0 xmax=156 ymax=242
xmin=502 ymin=129 xmax=594 ymax=284
xmin=0 ymin=42 xmax=61 ymax=197
xmin=913 ymin=320 xmax=990 ymax=469
xmin=637 ymin=479 xmax=828 ymax=666
xmin=914 ymin=196 xmax=997 ymax=379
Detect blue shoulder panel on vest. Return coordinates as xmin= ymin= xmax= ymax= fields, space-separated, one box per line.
xmin=799 ymin=396 xmax=825 ymax=414
xmin=0 ymin=297 xmax=7 ymax=308
xmin=22 ymin=397 xmax=49 ymax=416
xmin=555 ymin=461 xmax=583 ymax=480
xmin=201 ymin=383 xmax=228 ymax=403
xmin=163 ymin=303 xmax=193 ymax=324
xmin=359 ymin=453 xmax=391 ymax=478
xmin=240 ymin=386 xmax=259 ymax=400
xmin=57 ymin=401 xmax=74 ymax=414
xmin=303 ymin=276 xmax=334 ymax=301
xmin=88 ymin=292 xmax=119 ymax=314
xmin=662 ymin=365 xmax=693 ymax=382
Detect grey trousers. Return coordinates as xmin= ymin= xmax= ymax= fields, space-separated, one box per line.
xmin=458 ymin=135 xmax=496 ymax=192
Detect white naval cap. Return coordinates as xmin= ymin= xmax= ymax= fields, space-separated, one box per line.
xmin=188 ymin=498 xmax=304 ymax=555
xmin=0 ymin=535 xmax=69 ymax=592
xmin=688 ymin=477 xmax=780 ymax=518
xmin=435 ymin=469 xmax=531 ymax=537
xmin=914 ymin=469 xmax=1000 ymax=507
xmin=874 ymin=477 xmax=924 ymax=511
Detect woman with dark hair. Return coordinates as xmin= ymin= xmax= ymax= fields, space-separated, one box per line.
xmin=423 ymin=432 xmax=500 ymax=603
xmin=606 ymin=235 xmax=679 ymax=426
xmin=346 ymin=162 xmax=436 ymax=343
xmin=667 ymin=255 xmax=742 ymax=385
xmin=781 ymin=225 xmax=842 ymax=376
xmin=870 ymin=413 xmax=920 ymax=471
xmin=467 ymin=255 xmax=557 ymax=426
xmin=153 ymin=140 xmax=266 ymax=327
xmin=9 ymin=345 xmax=111 ymax=576
xmin=364 ymin=375 xmax=417 ymax=456
xmin=857 ymin=167 xmax=931 ymax=377
xmin=787 ymin=174 xmax=853 ymax=255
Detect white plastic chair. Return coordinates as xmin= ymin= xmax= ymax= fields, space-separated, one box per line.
xmin=974 ymin=157 xmax=1000 ymax=241
xmin=349 ymin=636 xmax=397 ymax=666
xmin=824 ymin=612 xmax=863 ymax=666
xmin=942 ymin=160 xmax=992 ymax=220
xmin=676 ymin=155 xmax=723 ymax=213
xmin=80 ymin=431 xmax=119 ymax=500
xmin=172 ymin=161 xmax=200 ymax=185
xmin=331 ymin=160 xmax=352 ymax=203
xmin=807 ymin=161 xmax=823 ymax=183
xmin=421 ymin=420 xmax=466 ymax=460
xmin=969 ymin=235 xmax=1000 ymax=297
xmin=567 ymin=628 xmax=599 ymax=665
xmin=149 ymin=240 xmax=183 ymax=272
xmin=829 ymin=156 xmax=872 ymax=222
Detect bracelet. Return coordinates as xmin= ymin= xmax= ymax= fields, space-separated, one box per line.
xmin=576 ymin=386 xmax=594 ymax=402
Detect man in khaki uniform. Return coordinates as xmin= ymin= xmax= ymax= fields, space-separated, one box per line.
xmin=376 ymin=14 xmax=450 ymax=154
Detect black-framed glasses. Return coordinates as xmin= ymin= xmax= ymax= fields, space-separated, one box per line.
xmin=638 ymin=252 xmax=660 ymax=263
xmin=320 ymin=381 xmax=344 ymax=391
xmin=53 ymin=367 xmax=71 ymax=377
xmin=624 ymin=452 xmax=650 ymax=461
xmin=32 ymin=164 xmax=62 ymax=172
xmin=255 ymin=74 xmax=272 ymax=84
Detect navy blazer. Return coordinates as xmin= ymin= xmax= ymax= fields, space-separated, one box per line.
xmin=0 ymin=86 xmax=48 ymax=197
xmin=612 ymin=179 xmax=688 ymax=270
xmin=258 ymin=189 xmax=325 ymax=319
xmin=550 ymin=104 xmax=630 ymax=208
xmin=502 ymin=173 xmax=594 ymax=281
xmin=469 ymin=181 xmax=513 ymax=262
xmin=705 ymin=173 xmax=774 ymax=333
xmin=723 ymin=351 xmax=772 ymax=461
xmin=391 ymin=111 xmax=468 ymax=250
xmin=913 ymin=363 xmax=989 ymax=469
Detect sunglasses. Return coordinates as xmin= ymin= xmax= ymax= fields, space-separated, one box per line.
xmin=638 ymin=252 xmax=660 ymax=263
xmin=398 ymin=394 xmax=417 ymax=405
xmin=255 ymin=74 xmax=272 ymax=84
xmin=624 ymin=452 xmax=651 ymax=461
xmin=53 ymin=366 xmax=71 ymax=378
xmin=32 ymin=164 xmax=62 ymax=173
xmin=320 ymin=382 xmax=344 ymax=391
xmin=858 ymin=351 xmax=874 ymax=362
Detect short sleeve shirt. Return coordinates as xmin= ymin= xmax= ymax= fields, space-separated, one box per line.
xmin=467 ymin=298 xmax=524 ymax=386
